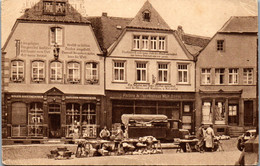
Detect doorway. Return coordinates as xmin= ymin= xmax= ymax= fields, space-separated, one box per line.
xmin=48 ymin=104 xmax=61 ymax=138
xmin=244 ymin=101 xmax=253 ymax=126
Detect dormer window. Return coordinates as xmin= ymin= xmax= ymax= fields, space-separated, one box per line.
xmin=43 ymin=1 xmax=66 ymax=15
xmin=143 ymin=10 xmax=151 ymax=22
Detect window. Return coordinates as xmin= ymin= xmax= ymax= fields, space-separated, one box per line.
xmin=158 ymin=63 xmax=168 ymax=83
xmin=143 ymin=10 xmax=151 ymax=22
xmin=136 ymin=62 xmax=147 ymax=82
xmin=67 ymin=62 xmax=80 ymax=84
xmin=43 ymin=1 xmax=53 ymax=13
xmin=150 ymin=36 xmax=157 ymax=50
xmin=243 ymin=68 xmax=253 ymax=84
xmin=86 ymin=62 xmax=98 ymax=84
xmin=28 ymin=102 xmax=43 ymax=137
xmin=142 ymin=36 xmax=149 ymax=50
xmin=202 ymin=102 xmax=213 ymax=124
xmin=201 ymin=68 xmax=211 ymax=85
xmin=133 ymin=35 xmax=140 ymax=50
xmin=159 ymin=37 xmax=166 ymax=51
xmin=11 ymin=60 xmax=24 ymax=83
xmin=228 ymin=104 xmax=238 ymax=125
xmin=50 ymin=61 xmax=62 ymax=83
xmin=114 ymin=61 xmax=125 ymax=81
xmin=178 ymin=64 xmax=188 ymax=83
xmin=228 ymin=68 xmax=238 ymax=84
xmin=217 ymin=40 xmax=224 ymax=51
xmin=82 ymin=103 xmax=97 ymax=138
xmin=43 ymin=1 xmax=66 ymax=15
xmin=55 ymin=2 xmax=66 ymax=14
xmin=66 ymin=103 xmax=80 ymax=137
xmin=50 ymin=27 xmax=63 ymax=45
xmin=11 ymin=102 xmax=27 ymax=137
xmin=215 ymin=101 xmax=226 ymax=124
xmin=215 ymin=68 xmax=225 ymax=84
xmin=32 ymin=61 xmax=45 ymax=83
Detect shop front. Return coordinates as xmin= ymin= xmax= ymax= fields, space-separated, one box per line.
xmin=196 ymin=90 xmax=244 ymax=135
xmin=3 ymin=87 xmax=103 ymax=144
xmin=105 ymin=91 xmax=196 ymax=134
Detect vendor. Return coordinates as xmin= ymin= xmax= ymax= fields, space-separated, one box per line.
xmin=115 ymin=126 xmax=124 ymax=141
xmin=99 ymin=126 xmax=110 ymax=140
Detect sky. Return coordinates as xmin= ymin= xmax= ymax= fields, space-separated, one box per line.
xmin=1 ymin=0 xmax=258 ymax=47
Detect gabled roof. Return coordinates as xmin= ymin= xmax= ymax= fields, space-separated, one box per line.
xmin=18 ymin=0 xmax=90 ymax=24
xmin=88 ymin=15 xmax=132 ymax=51
xmin=218 ymin=16 xmax=258 ymax=33
xmin=127 ymin=0 xmax=172 ymax=31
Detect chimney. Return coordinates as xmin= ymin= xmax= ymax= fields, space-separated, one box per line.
xmin=177 ymin=25 xmax=184 ymax=41
xmin=102 ymin=12 xmax=108 ymax=17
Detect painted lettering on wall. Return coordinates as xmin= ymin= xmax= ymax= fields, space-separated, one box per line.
xmin=63 ymin=43 xmax=95 ymax=58
xmin=20 ymin=42 xmax=50 ymax=58
xmin=122 ymin=93 xmax=193 ymax=99
xmin=126 ymin=83 xmax=178 ymax=90
xmin=122 ymin=50 xmax=176 ymax=59
xmin=11 ymin=95 xmax=43 ymax=98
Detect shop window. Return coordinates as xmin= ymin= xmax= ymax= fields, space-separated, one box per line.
xmin=150 ymin=36 xmax=157 ymax=50
xmin=217 ymin=40 xmax=224 ymax=51
xmin=243 ymin=68 xmax=253 ymax=84
xmin=50 ymin=61 xmax=63 ymax=83
xmin=135 ymin=101 xmax=156 ymax=114
xmin=158 ymin=63 xmax=169 ymax=83
xmin=228 ymin=68 xmax=238 ymax=84
xmin=86 ymin=62 xmax=99 ymax=84
xmin=228 ymin=104 xmax=238 ymax=125
xmin=11 ymin=102 xmax=27 ymax=137
xmin=11 ymin=60 xmax=24 ymax=83
xmin=158 ymin=37 xmax=166 ymax=51
xmin=133 ymin=35 xmax=140 ymax=50
xmin=215 ymin=68 xmax=225 ymax=84
xmin=113 ymin=61 xmax=125 ymax=82
xmin=66 ymin=103 xmax=80 ymax=137
xmin=142 ymin=36 xmax=149 ymax=50
xmin=28 ymin=102 xmax=43 ymax=137
xmin=67 ymin=62 xmax=80 ymax=84
xmin=50 ymin=27 xmax=63 ymax=45
xmin=215 ymin=101 xmax=226 ymax=124
xmin=136 ymin=62 xmax=147 ymax=82
xmin=32 ymin=61 xmax=45 ymax=83
xmin=82 ymin=103 xmax=97 ymax=138
xmin=202 ymin=101 xmax=213 ymax=124
xmin=201 ymin=68 xmax=211 ymax=85
xmin=178 ymin=64 xmax=188 ymax=84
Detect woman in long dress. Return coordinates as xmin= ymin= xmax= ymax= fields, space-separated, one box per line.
xmin=205 ymin=124 xmax=215 ymax=151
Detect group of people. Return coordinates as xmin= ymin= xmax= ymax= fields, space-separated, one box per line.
xmin=99 ymin=126 xmax=124 ymax=141
xmin=196 ymin=124 xmax=215 ymax=152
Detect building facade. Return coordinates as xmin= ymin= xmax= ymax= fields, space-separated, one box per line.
xmin=100 ymin=1 xmax=197 ymax=133
xmin=195 ymin=16 xmax=258 ymax=136
xmin=2 ymin=0 xmax=105 ymax=144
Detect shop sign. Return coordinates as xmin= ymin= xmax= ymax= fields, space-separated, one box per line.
xmin=122 ymin=50 xmax=176 ymax=59
xmin=65 ymin=96 xmax=96 ymax=100
xmin=126 ymin=83 xmax=178 ymax=90
xmin=122 ymin=93 xmax=193 ymax=99
xmin=11 ymin=95 xmax=43 ymax=99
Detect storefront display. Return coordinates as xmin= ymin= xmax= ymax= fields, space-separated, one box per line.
xmin=28 ymin=102 xmax=44 ymax=137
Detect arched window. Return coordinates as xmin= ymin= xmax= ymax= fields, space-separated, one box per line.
xmin=11 ymin=60 xmax=24 ymax=83
xmin=50 ymin=61 xmax=63 ymax=83
xmin=32 ymin=61 xmax=45 ymax=83
xmin=67 ymin=62 xmax=80 ymax=83
xmin=86 ymin=62 xmax=99 ymax=84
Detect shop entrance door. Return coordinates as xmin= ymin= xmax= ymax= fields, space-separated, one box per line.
xmin=244 ymin=101 xmax=253 ymax=126
xmin=48 ymin=104 xmax=61 ymax=138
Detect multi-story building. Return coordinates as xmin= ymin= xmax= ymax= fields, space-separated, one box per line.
xmin=2 ymin=0 xmax=105 ymax=144
xmin=90 ymin=1 xmax=198 ymax=133
xmin=195 ymin=16 xmax=258 ymax=136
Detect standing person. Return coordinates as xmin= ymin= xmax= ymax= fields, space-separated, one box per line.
xmin=99 ymin=126 xmax=110 ymax=140
xmin=115 ymin=126 xmax=124 ymax=141
xmin=196 ymin=124 xmax=205 ymax=152
xmin=205 ymin=124 xmax=215 ymax=151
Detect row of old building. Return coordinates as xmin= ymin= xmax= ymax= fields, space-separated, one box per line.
xmin=1 ymin=0 xmax=257 ymax=144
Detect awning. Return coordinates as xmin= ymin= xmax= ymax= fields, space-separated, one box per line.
xmin=121 ymin=114 xmax=168 ymax=126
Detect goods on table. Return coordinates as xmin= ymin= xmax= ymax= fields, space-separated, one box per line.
xmin=47 ymin=147 xmax=73 ymax=160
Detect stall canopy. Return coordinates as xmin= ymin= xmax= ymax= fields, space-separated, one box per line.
xmin=121 ymin=114 xmax=168 ymax=126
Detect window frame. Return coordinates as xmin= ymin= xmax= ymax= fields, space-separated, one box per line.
xmin=150 ymin=36 xmax=157 ymax=50
xmin=228 ymin=68 xmax=239 ymax=85
xmin=243 ymin=68 xmax=253 ymax=85
xmin=67 ymin=61 xmax=81 ymax=84
xmin=177 ymin=63 xmax=189 ymax=84
xmin=142 ymin=36 xmax=149 ymax=50
xmin=43 ymin=0 xmax=66 ymax=15
xmin=157 ymin=62 xmax=169 ymax=83
xmin=85 ymin=61 xmax=99 ymax=84
xmin=49 ymin=60 xmax=63 ymax=83
xmin=133 ymin=35 xmax=141 ymax=50
xmin=31 ymin=60 xmax=45 ymax=83
xmin=215 ymin=68 xmax=225 ymax=85
xmin=49 ymin=26 xmax=64 ymax=46
xmin=136 ymin=61 xmax=148 ymax=83
xmin=217 ymin=40 xmax=225 ymax=51
xmin=158 ymin=36 xmax=166 ymax=51
xmin=10 ymin=59 xmax=25 ymax=83
xmin=201 ymin=68 xmax=211 ymax=85
xmin=113 ymin=60 xmax=126 ymax=82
